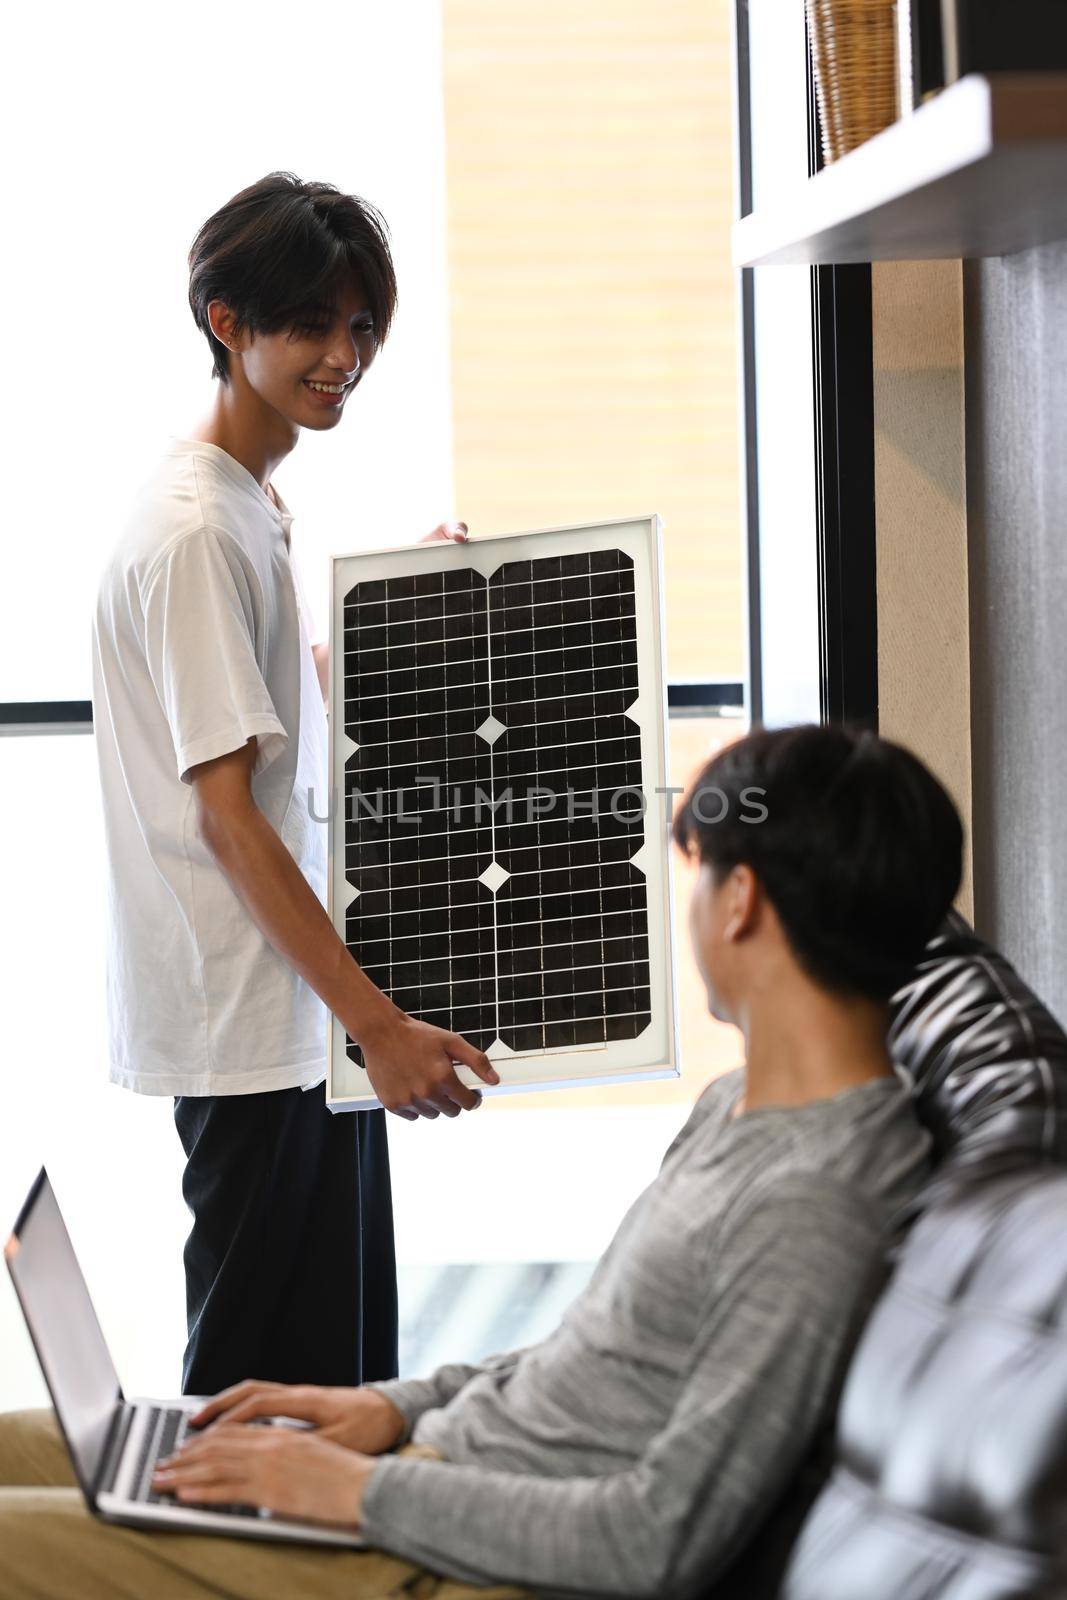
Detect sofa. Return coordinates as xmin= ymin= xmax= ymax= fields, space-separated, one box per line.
xmin=715 ymin=911 xmax=1067 ymax=1598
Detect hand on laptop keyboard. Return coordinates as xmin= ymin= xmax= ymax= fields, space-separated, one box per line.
xmin=135 ymin=1406 xmax=264 ymax=1517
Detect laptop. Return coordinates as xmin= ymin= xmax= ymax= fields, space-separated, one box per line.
xmin=4 ymin=1167 xmax=365 ymax=1547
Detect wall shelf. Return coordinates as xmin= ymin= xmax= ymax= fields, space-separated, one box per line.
xmin=733 ymin=73 xmax=1067 ymax=268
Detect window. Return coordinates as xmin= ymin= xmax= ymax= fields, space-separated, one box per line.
xmin=0 ymin=6 xmax=456 ymax=702
xmin=1 ymin=2 xmax=752 ymax=1397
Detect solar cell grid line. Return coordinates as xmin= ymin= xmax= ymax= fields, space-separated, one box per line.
xmin=343 ymin=552 xmax=650 ymax=1070
xmin=342 ymin=566 xmax=497 ymax=1074
xmin=489 ymin=549 xmax=652 ymax=1054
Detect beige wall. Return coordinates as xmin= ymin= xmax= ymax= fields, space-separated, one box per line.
xmin=872 ymin=260 xmax=974 ymax=920
xmin=439 ymin=2 xmax=748 ymax=1108
xmin=440 ymin=0 xmax=743 ymax=683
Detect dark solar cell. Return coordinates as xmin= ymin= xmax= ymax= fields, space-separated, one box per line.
xmin=340 ymin=548 xmax=651 ymax=1075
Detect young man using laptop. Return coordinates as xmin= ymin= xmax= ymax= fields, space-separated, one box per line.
xmin=0 ymin=723 xmax=962 ymax=1599
xmin=90 ymin=171 xmax=498 ymax=1400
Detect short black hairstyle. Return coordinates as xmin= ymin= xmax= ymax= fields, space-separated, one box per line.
xmin=671 ymin=722 xmax=963 ymax=1002
xmin=187 ymin=170 xmax=398 ymax=385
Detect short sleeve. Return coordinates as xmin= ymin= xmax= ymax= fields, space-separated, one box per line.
xmin=141 ymin=527 xmax=288 ymax=785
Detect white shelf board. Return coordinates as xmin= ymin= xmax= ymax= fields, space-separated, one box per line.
xmin=733 ymin=73 xmax=1067 ymax=267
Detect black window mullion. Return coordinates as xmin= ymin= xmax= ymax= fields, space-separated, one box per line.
xmin=812 ymin=264 xmax=878 ymax=727
xmin=806 ymin=17 xmax=878 ymax=730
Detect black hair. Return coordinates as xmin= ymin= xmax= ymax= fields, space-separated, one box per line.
xmin=671 ymin=722 xmax=963 ymax=1002
xmin=187 ymin=170 xmax=398 ymax=385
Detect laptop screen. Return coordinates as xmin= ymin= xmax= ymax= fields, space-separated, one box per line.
xmin=5 ymin=1170 xmax=122 ymax=1496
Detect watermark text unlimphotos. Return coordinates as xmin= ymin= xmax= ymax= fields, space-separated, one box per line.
xmin=306 ymin=778 xmax=768 ymax=829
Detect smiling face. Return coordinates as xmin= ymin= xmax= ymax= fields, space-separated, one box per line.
xmin=208 ymin=277 xmax=379 ymax=433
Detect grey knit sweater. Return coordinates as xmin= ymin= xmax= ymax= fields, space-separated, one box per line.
xmin=361 ymin=1067 xmax=933 ymax=1599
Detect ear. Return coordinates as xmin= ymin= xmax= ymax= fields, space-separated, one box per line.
xmin=722 ymin=863 xmax=760 ymax=943
xmin=207 ymin=298 xmax=238 ymax=350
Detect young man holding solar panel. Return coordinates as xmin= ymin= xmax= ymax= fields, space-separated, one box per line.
xmin=6 ymin=723 xmax=960 ymax=1599
xmin=90 ymin=172 xmax=497 ymax=1401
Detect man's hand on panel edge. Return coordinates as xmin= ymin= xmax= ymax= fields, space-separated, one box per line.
xmin=356 ymin=998 xmax=500 ymax=1120
xmin=420 ymin=520 xmax=468 ymax=544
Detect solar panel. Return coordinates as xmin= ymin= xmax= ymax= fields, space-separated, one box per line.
xmin=326 ymin=516 xmax=679 ymax=1109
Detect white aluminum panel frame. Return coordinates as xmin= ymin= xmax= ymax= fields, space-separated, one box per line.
xmin=326 ymin=514 xmax=680 ymax=1111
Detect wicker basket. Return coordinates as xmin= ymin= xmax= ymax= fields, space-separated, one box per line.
xmin=806 ymin=0 xmax=899 ymax=163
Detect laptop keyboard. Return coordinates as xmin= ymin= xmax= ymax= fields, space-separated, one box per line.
xmin=131 ymin=1405 xmax=261 ymax=1517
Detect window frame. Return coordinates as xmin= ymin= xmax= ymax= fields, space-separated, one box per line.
xmin=735 ymin=0 xmax=879 ymax=731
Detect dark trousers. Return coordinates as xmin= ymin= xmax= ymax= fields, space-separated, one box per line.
xmin=172 ymin=1082 xmax=398 ymax=1396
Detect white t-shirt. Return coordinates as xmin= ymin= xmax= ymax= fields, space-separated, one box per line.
xmin=90 ymin=436 xmax=331 ymax=1096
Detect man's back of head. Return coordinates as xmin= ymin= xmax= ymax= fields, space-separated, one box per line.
xmin=671 ymin=723 xmax=964 ymax=1034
